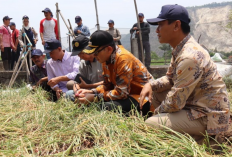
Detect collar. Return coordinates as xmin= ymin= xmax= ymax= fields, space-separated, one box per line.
xmin=109 ymin=27 xmax=114 ymax=30
xmin=106 ymin=46 xmax=120 ymax=65
xmin=61 ymin=50 xmax=69 ymax=62
xmin=35 ymin=60 xmax=46 ymax=71
xmin=85 ymin=57 xmax=96 ymax=66
xmin=172 ymin=34 xmax=191 ymax=59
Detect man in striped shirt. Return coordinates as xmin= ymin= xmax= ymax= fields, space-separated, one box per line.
xmin=40 ymin=8 xmax=59 ymax=59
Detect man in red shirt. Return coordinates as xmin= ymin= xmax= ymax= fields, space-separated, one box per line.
xmin=40 ymin=8 xmax=59 ymax=59
xmin=9 ymin=22 xmax=21 ymax=70
xmin=0 ymin=16 xmax=15 ymax=70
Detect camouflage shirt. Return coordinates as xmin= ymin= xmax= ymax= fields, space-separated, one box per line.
xmin=29 ymin=61 xmax=47 ymax=87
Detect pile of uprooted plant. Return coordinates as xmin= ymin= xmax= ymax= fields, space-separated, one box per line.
xmin=0 ymin=85 xmax=232 ymax=156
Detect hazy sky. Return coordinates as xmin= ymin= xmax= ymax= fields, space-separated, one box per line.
xmin=0 ymin=0 xmax=229 ymax=49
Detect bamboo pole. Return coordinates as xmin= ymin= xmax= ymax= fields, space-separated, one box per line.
xmin=55 ymin=3 xmax=61 ymax=41
xmin=94 ymin=0 xmax=100 ymax=30
xmin=133 ymin=0 xmax=144 ymax=64
xmin=68 ymin=19 xmax=75 ymax=37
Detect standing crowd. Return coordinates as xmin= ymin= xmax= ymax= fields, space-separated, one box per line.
xmin=0 ymin=4 xmax=230 ymax=144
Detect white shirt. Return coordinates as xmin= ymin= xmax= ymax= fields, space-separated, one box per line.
xmin=46 ymin=51 xmax=80 ymax=93
xmin=40 ymin=18 xmax=58 ymax=41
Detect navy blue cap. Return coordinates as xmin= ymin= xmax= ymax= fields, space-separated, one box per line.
xmin=146 ymin=4 xmax=190 ymax=25
xmin=75 ymin=16 xmax=82 ymax=23
xmin=31 ymin=49 xmax=43 ymax=58
xmin=138 ymin=13 xmax=144 ymax=17
xmin=42 ymin=8 xmax=52 ymax=13
xmin=3 ymin=16 xmax=12 ymax=21
xmin=9 ymin=22 xmax=15 ymax=26
xmin=22 ymin=15 xmax=29 ymax=20
xmin=44 ymin=39 xmax=62 ymax=54
xmin=71 ymin=35 xmax=89 ymax=56
xmin=107 ymin=19 xmax=114 ymax=24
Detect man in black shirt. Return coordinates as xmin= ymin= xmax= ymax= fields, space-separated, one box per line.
xmin=130 ymin=13 xmax=151 ymax=69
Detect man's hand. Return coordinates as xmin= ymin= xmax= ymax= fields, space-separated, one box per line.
xmin=136 ymin=31 xmax=140 ymax=34
xmin=75 ymin=89 xmax=93 ymax=98
xmin=55 ymin=89 xmax=63 ymax=99
xmin=133 ymin=27 xmax=138 ymax=30
xmin=140 ymin=83 xmax=153 ymax=109
xmin=36 ymin=77 xmax=46 ymax=86
xmin=75 ymin=94 xmax=96 ymax=105
xmin=0 ymin=45 xmax=4 ymax=52
xmin=42 ymin=40 xmax=45 ymax=45
xmin=79 ymin=77 xmax=90 ymax=89
xmin=77 ymin=30 xmax=81 ymax=34
xmin=113 ymin=38 xmax=117 ymax=41
xmin=34 ymin=39 xmax=37 ymax=45
xmin=47 ymin=77 xmax=60 ymax=87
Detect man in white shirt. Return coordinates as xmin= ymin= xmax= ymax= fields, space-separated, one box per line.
xmin=44 ymin=39 xmax=80 ymax=99
xmin=40 ymin=8 xmax=59 ymax=59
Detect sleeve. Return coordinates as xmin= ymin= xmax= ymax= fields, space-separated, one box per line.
xmin=65 ymin=56 xmax=80 ymax=80
xmin=155 ymin=58 xmax=203 ymax=114
xmin=18 ymin=30 xmax=24 ymax=47
xmin=130 ymin=24 xmax=137 ymax=34
xmin=16 ymin=30 xmax=19 ymax=38
xmin=95 ymin=58 xmax=134 ymax=101
xmin=32 ymin=27 xmax=38 ymax=41
xmin=115 ymin=29 xmax=121 ymax=41
xmin=46 ymin=62 xmax=59 ymax=89
xmin=29 ymin=68 xmax=36 ymax=86
xmin=79 ymin=61 xmax=87 ymax=78
xmin=0 ymin=26 xmax=3 ymax=35
xmin=39 ymin=19 xmax=44 ymax=33
xmin=73 ymin=27 xmax=78 ymax=36
xmin=53 ymin=19 xmax=59 ymax=40
xmin=140 ymin=23 xmax=150 ymax=34
xmin=80 ymin=26 xmax=90 ymax=37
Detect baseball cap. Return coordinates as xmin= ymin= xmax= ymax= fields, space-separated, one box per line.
xmin=83 ymin=30 xmax=113 ymax=54
xmin=43 ymin=39 xmax=62 ymax=54
xmin=146 ymin=4 xmax=190 ymax=25
xmin=138 ymin=13 xmax=144 ymax=17
xmin=31 ymin=49 xmax=43 ymax=58
xmin=3 ymin=16 xmax=12 ymax=21
xmin=75 ymin=16 xmax=82 ymax=23
xmin=22 ymin=15 xmax=29 ymax=20
xmin=71 ymin=35 xmax=89 ymax=56
xmin=9 ymin=22 xmax=15 ymax=26
xmin=107 ymin=19 xmax=114 ymax=24
xmin=42 ymin=8 xmax=52 ymax=13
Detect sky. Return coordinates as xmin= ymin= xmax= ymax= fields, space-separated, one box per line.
xmin=0 ymin=0 xmax=229 ymax=49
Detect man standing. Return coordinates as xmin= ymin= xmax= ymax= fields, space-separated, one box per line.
xmin=40 ymin=8 xmax=59 ymax=59
xmin=0 ymin=16 xmax=15 ymax=70
xmin=29 ymin=49 xmax=57 ymax=101
xmin=73 ymin=16 xmax=90 ymax=37
xmin=130 ymin=13 xmax=151 ymax=69
xmin=44 ymin=39 xmax=80 ymax=99
xmin=9 ymin=22 xmax=21 ymax=70
xmin=140 ymin=4 xmax=230 ymax=139
xmin=106 ymin=20 xmax=121 ymax=45
xmin=75 ymin=30 xmax=153 ymax=116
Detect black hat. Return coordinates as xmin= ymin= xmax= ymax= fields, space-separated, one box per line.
xmin=107 ymin=19 xmax=114 ymax=24
xmin=43 ymin=39 xmax=62 ymax=54
xmin=138 ymin=13 xmax=144 ymax=17
xmin=146 ymin=4 xmax=190 ymax=25
xmin=3 ymin=16 xmax=12 ymax=21
xmin=9 ymin=22 xmax=15 ymax=26
xmin=42 ymin=8 xmax=52 ymax=13
xmin=22 ymin=15 xmax=29 ymax=20
xmin=75 ymin=16 xmax=82 ymax=23
xmin=31 ymin=49 xmax=43 ymax=58
xmin=83 ymin=30 xmax=113 ymax=54
xmin=71 ymin=35 xmax=89 ymax=56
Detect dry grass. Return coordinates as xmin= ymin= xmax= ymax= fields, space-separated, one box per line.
xmin=0 ymin=85 xmax=231 ymax=156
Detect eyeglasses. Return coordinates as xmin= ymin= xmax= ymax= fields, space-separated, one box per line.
xmin=94 ymin=45 xmax=108 ymax=56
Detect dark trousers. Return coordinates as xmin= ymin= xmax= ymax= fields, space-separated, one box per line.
xmin=99 ymin=96 xmax=151 ymax=117
xmin=138 ymin=40 xmax=151 ymax=68
xmin=1 ymin=47 xmax=12 ymax=70
xmin=11 ymin=49 xmax=21 ymax=70
xmin=42 ymin=83 xmax=57 ymax=102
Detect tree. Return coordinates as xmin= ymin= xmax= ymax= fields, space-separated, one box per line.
xmin=159 ymin=44 xmax=172 ymax=64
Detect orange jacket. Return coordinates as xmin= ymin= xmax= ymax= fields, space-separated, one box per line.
xmin=95 ymin=45 xmax=154 ymax=105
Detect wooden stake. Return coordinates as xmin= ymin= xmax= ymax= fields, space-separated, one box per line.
xmin=55 ymin=3 xmax=61 ymax=41
xmin=133 ymin=0 xmax=144 ymax=64
xmin=94 ymin=0 xmax=100 ymax=30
